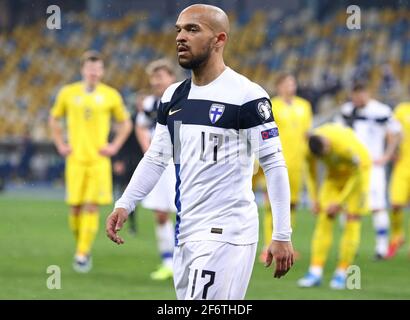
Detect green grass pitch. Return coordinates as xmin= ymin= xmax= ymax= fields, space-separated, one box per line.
xmin=1 ymin=194 xmax=409 ymax=299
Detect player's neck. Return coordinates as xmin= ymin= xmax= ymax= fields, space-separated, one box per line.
xmin=281 ymin=95 xmax=294 ymax=105
xmin=83 ymin=82 xmax=98 ymax=93
xmin=191 ymin=59 xmax=226 ymax=86
xmin=354 ymin=102 xmax=368 ymax=109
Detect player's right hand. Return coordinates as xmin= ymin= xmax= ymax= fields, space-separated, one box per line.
xmin=106 ymin=208 xmax=128 ymax=245
xmin=57 ymin=143 xmax=72 ymax=157
xmin=326 ymin=203 xmax=341 ymax=218
xmin=265 ymin=240 xmax=294 ymax=278
xmin=99 ymin=143 xmax=119 ymax=157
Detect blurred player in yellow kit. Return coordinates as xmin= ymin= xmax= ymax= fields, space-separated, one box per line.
xmin=49 ymin=51 xmax=132 ymax=272
xmin=387 ymin=102 xmax=410 ymax=258
xmin=298 ymin=123 xmax=371 ymax=289
xmin=258 ymin=73 xmax=312 ymax=261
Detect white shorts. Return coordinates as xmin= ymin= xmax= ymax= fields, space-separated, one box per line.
xmin=142 ymin=161 xmax=176 ymax=212
xmin=369 ymin=165 xmax=387 ymax=210
xmin=173 ymin=240 xmax=257 ymax=300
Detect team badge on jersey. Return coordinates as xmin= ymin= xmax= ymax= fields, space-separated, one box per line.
xmin=95 ymin=94 xmax=103 ymax=104
xmin=257 ymin=100 xmax=272 ymax=121
xmin=209 ymin=104 xmax=225 ymax=124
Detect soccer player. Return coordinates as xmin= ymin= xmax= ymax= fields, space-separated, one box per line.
xmin=298 ymin=123 xmax=371 ymax=289
xmin=106 ymin=4 xmax=294 ymax=299
xmin=259 ymin=73 xmax=312 ymax=262
xmin=49 ymin=51 xmax=132 ymax=272
xmin=387 ymin=101 xmax=410 ymax=258
xmin=337 ymin=83 xmax=401 ymax=259
xmin=136 ymin=59 xmax=177 ymax=280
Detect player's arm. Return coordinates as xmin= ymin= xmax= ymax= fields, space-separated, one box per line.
xmin=48 ymin=116 xmax=71 ymax=157
xmin=100 ymin=119 xmax=132 ymax=157
xmin=135 ymin=97 xmax=157 ymax=153
xmin=304 ymin=100 xmax=313 ymax=133
xmin=240 ymin=89 xmax=293 ymax=278
xmin=337 ymin=170 xmax=359 ymax=205
xmin=305 ymin=154 xmax=319 ymax=214
xmin=100 ymin=91 xmax=132 ymax=157
xmin=259 ymin=151 xmax=294 ymax=278
xmin=106 ymin=103 xmax=172 ymax=244
xmin=49 ymin=88 xmax=71 ymax=157
xmin=135 ymin=116 xmax=151 ymax=153
xmin=333 ymin=103 xmax=350 ymax=126
xmin=375 ymin=117 xmax=402 ymax=165
xmin=334 ymin=153 xmax=362 ymax=209
xmin=378 ymin=130 xmax=401 ymax=165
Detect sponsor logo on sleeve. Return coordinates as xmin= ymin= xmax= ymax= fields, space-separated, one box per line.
xmin=261 ymin=127 xmax=279 ymax=140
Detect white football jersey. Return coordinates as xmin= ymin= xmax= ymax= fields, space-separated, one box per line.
xmin=338 ymin=99 xmax=401 ymax=160
xmin=149 ymin=67 xmax=283 ymax=245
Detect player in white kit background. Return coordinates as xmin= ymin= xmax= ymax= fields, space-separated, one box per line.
xmin=337 ymin=82 xmax=401 ymax=259
xmin=106 ymin=4 xmax=294 ymax=299
xmin=136 ymin=59 xmax=177 ymax=280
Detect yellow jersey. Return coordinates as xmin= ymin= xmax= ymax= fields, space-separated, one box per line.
xmin=307 ymin=123 xmax=371 ymax=203
xmin=51 ymin=82 xmax=129 ymax=163
xmin=393 ymin=102 xmax=410 ymax=166
xmin=271 ymin=96 xmax=312 ymax=166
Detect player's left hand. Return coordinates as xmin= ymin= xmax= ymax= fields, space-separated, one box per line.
xmin=265 ymin=240 xmax=294 ymax=278
xmin=99 ymin=143 xmax=120 ymax=157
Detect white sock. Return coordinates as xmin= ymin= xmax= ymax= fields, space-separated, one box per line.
xmin=155 ymin=220 xmax=174 ymax=269
xmin=309 ymin=266 xmax=323 ymax=277
xmin=339 ymin=214 xmax=346 ymax=227
xmin=372 ymin=210 xmax=389 ymax=256
xmin=335 ymin=268 xmax=346 ymax=277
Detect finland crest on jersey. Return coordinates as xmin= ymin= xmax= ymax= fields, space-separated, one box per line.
xmin=154 ymin=67 xmax=283 ymax=246
xmin=209 ymin=104 xmax=225 ymax=124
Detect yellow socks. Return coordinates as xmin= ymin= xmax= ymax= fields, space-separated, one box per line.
xmin=391 ymin=209 xmax=404 ymax=243
xmin=76 ymin=211 xmax=99 ymax=257
xmin=68 ymin=214 xmax=81 ymax=241
xmin=311 ymin=212 xmax=334 ymax=267
xmin=338 ymin=219 xmax=361 ymax=269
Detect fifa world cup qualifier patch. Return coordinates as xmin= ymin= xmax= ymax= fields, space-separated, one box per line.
xmin=261 ymin=127 xmax=279 ymax=140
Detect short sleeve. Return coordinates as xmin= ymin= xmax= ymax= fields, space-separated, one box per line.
xmin=386 ymin=113 xmax=401 ymax=134
xmin=136 ymin=111 xmax=151 ymax=127
xmin=50 ymin=87 xmax=67 ymax=118
xmin=111 ymin=90 xmax=130 ymax=122
xmin=389 ymin=104 xmax=403 ymax=134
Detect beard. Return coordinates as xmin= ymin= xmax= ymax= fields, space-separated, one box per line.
xmin=178 ymin=42 xmax=213 ymax=70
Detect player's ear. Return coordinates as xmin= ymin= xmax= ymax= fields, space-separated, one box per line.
xmin=214 ymin=32 xmax=227 ymax=48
